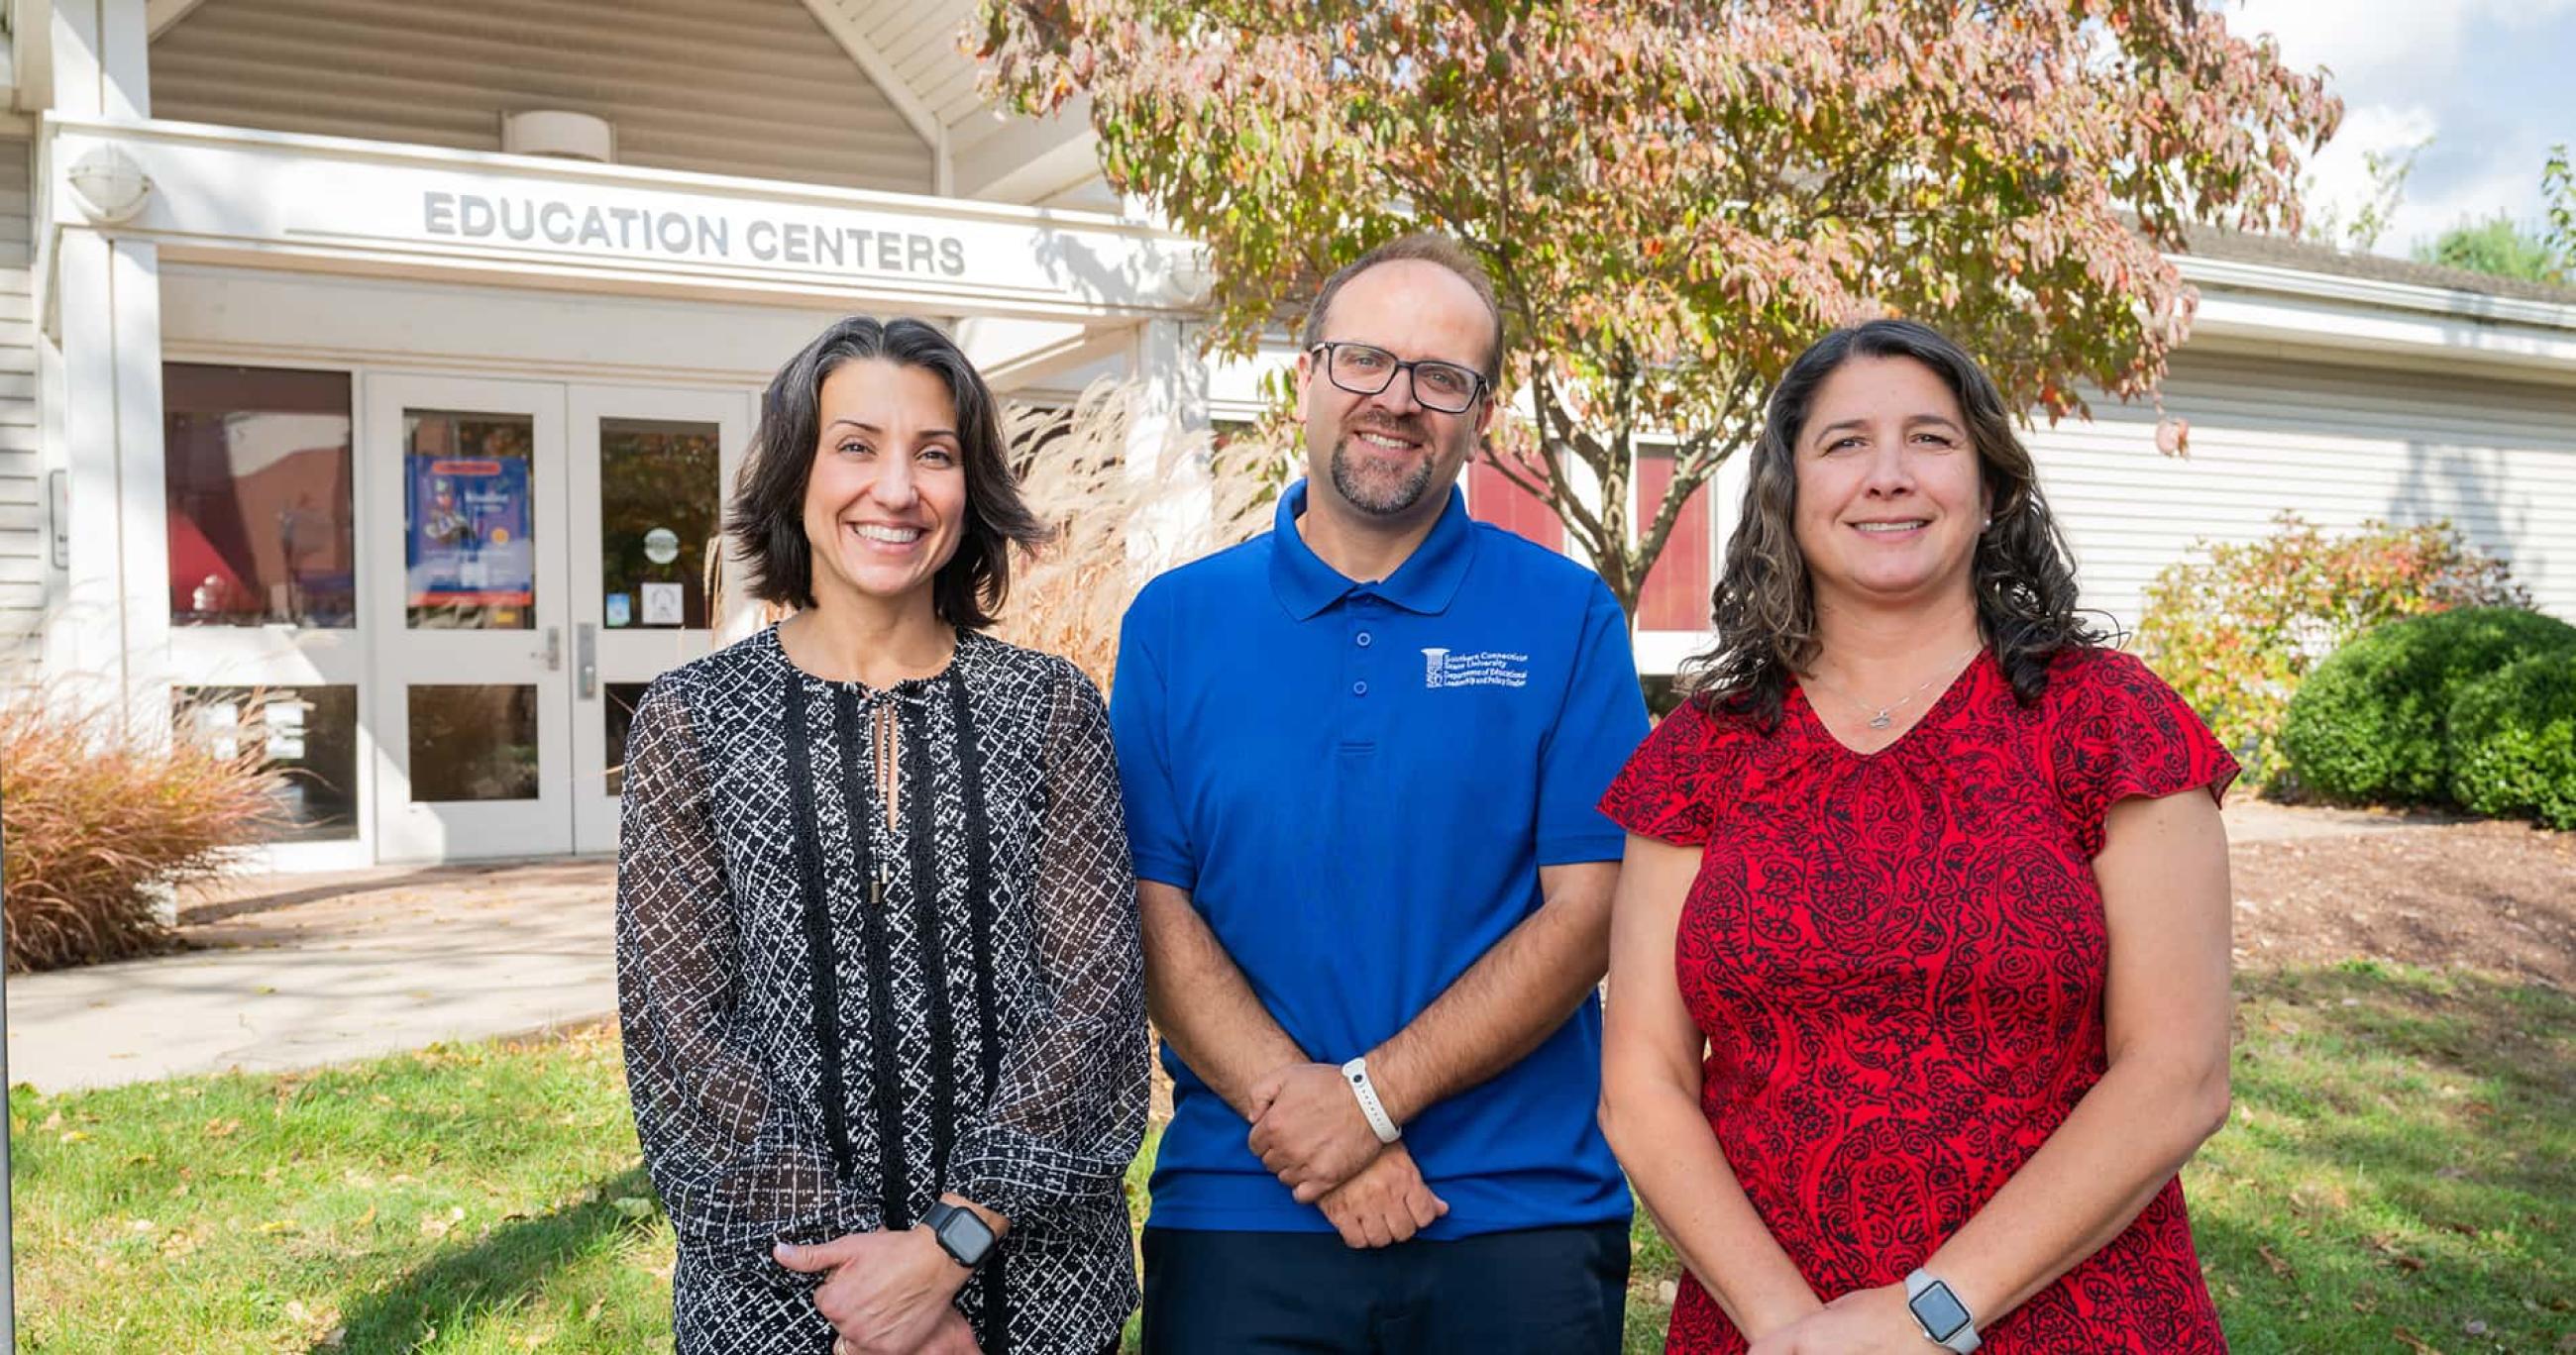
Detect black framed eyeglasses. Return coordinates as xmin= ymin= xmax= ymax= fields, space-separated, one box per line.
xmin=1309 ymin=342 xmax=1489 ymax=415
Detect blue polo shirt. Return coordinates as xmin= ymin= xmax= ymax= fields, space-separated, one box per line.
xmin=1111 ymin=479 xmax=1649 ymax=1237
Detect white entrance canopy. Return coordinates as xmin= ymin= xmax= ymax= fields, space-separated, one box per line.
xmin=40 ymin=115 xmax=1208 ymax=324
xmin=31 ymin=110 xmax=1214 ymax=798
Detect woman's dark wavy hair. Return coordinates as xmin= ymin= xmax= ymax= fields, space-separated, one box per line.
xmin=1682 ymin=318 xmax=2101 ymax=725
xmin=728 ymin=316 xmax=1047 ymax=629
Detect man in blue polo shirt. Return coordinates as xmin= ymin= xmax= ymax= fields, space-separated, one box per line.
xmin=1111 ymin=232 xmax=1650 ymax=1352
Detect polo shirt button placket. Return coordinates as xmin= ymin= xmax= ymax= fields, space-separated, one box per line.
xmin=1347 ymin=599 xmax=1379 ymax=703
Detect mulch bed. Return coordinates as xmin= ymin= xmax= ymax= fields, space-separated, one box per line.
xmin=2230 ymin=820 xmax=2576 ymax=989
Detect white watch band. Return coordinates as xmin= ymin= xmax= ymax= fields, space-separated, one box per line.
xmin=1340 ymin=1057 xmax=1401 ymax=1144
xmin=1904 ymin=1269 xmax=1982 ymax=1353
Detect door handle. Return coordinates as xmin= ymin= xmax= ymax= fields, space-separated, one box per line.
xmin=543 ymin=625 xmax=563 ymax=672
xmin=577 ymin=622 xmax=597 ymax=700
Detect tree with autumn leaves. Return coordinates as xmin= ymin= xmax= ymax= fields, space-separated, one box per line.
xmin=978 ymin=0 xmax=2341 ymax=617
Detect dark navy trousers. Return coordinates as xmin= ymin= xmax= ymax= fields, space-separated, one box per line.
xmin=1140 ymin=1222 xmax=1630 ymax=1354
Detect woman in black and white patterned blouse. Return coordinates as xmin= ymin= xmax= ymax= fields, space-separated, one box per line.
xmin=616 ymin=316 xmax=1146 ymax=1355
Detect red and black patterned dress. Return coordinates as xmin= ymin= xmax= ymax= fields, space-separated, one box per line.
xmin=1600 ymin=647 xmax=2237 ymax=1354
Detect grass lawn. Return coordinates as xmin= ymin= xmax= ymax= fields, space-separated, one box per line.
xmin=12 ymin=962 xmax=2572 ymax=1352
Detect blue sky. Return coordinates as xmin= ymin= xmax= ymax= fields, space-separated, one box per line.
xmin=2228 ymin=0 xmax=2576 ymax=259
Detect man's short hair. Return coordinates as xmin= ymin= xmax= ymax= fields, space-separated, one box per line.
xmin=1299 ymin=232 xmax=1506 ymax=380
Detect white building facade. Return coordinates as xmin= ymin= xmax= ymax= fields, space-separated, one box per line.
xmin=6 ymin=0 xmax=2572 ymax=867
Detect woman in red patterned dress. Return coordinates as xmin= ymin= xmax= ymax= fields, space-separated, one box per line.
xmin=1597 ymin=320 xmax=2237 ymax=1354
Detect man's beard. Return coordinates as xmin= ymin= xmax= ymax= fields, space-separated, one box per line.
xmin=1327 ymin=424 xmax=1447 ymax=517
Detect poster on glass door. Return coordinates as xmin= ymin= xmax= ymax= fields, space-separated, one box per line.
xmin=406 ymin=456 xmax=535 ymax=608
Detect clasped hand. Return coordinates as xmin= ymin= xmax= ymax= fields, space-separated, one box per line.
xmin=1245 ymin=1060 xmax=1447 ymax=1248
xmin=1745 ymin=1284 xmax=1919 ymax=1355
xmin=774 ymin=1227 xmax=978 ymax=1355
xmin=1245 ymin=1061 xmax=1384 ymax=1201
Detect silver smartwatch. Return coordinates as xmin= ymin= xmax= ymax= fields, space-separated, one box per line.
xmin=1904 ymin=1269 xmax=1982 ymax=1353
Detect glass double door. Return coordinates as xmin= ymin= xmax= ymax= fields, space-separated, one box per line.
xmin=366 ymin=375 xmax=747 ymax=860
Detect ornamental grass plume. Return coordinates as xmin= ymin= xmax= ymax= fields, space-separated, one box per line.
xmin=992 ymin=380 xmax=1287 ymax=692
xmin=2 ymin=683 xmax=289 ymax=972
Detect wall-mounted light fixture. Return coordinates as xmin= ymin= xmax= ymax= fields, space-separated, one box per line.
xmin=501 ymin=110 xmax=616 ymax=163
xmin=66 ymin=146 xmax=153 ymax=223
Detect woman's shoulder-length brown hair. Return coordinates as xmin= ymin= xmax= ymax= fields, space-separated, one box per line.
xmin=726 ymin=315 xmax=1048 ymax=629
xmin=1684 ymin=317 xmax=2103 ymax=726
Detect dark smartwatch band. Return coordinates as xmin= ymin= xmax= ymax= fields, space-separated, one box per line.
xmin=923 ymin=1200 xmax=997 ymax=1271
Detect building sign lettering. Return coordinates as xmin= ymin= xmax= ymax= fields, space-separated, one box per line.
xmin=421 ymin=190 xmax=968 ymax=277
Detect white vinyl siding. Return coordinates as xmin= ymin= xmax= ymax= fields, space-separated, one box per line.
xmin=2028 ymin=349 xmax=2576 ymax=634
xmin=819 ymin=0 xmax=987 ymax=131
xmin=150 ymin=0 xmax=936 ymax=193
xmin=0 ymin=139 xmax=40 ymax=668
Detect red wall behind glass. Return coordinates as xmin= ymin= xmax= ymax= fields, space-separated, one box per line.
xmin=163 ymin=365 xmax=355 ymax=626
xmin=1466 ymin=457 xmax=1564 ymax=551
xmin=1635 ymin=456 xmax=1712 ymax=633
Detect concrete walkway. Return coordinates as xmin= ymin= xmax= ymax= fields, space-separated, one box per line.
xmin=5 ymin=858 xmax=615 ymax=1094
xmin=2222 ymin=797 xmax=2472 ymax=844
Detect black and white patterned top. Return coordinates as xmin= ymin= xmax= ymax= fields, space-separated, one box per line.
xmin=616 ymin=624 xmax=1147 ymax=1355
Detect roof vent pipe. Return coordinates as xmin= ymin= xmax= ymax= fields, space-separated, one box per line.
xmin=501 ymin=110 xmax=615 ymax=163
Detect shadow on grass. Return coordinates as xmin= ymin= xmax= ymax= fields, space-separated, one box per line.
xmin=2193 ymin=964 xmax=2576 ymax=1352
xmin=2235 ymin=964 xmax=2576 ymax=1140
xmin=329 ymin=1165 xmax=665 ymax=1351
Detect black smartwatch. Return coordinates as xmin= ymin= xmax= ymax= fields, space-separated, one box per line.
xmin=922 ymin=1200 xmax=997 ymax=1271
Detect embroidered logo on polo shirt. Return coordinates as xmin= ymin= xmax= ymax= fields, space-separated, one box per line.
xmin=1421 ymin=647 xmax=1530 ymax=689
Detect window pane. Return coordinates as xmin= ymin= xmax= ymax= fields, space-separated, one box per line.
xmin=405 ymin=411 xmax=537 ymax=630
xmin=164 ymin=365 xmax=355 ymax=628
xmin=407 ymin=684 xmax=539 ymax=801
xmin=599 ymin=419 xmax=718 ymax=630
xmin=1467 ymin=458 xmax=1564 ymax=552
xmin=603 ymin=681 xmax=650 ymax=797
xmin=176 ymin=685 xmax=360 ymax=841
xmin=1636 ymin=454 xmax=1714 ymax=633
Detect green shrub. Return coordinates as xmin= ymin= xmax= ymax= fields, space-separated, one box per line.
xmin=2135 ymin=513 xmax=2526 ymax=786
xmin=2280 ymin=607 xmax=2576 ymax=806
xmin=2447 ymin=651 xmax=2576 ymax=829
